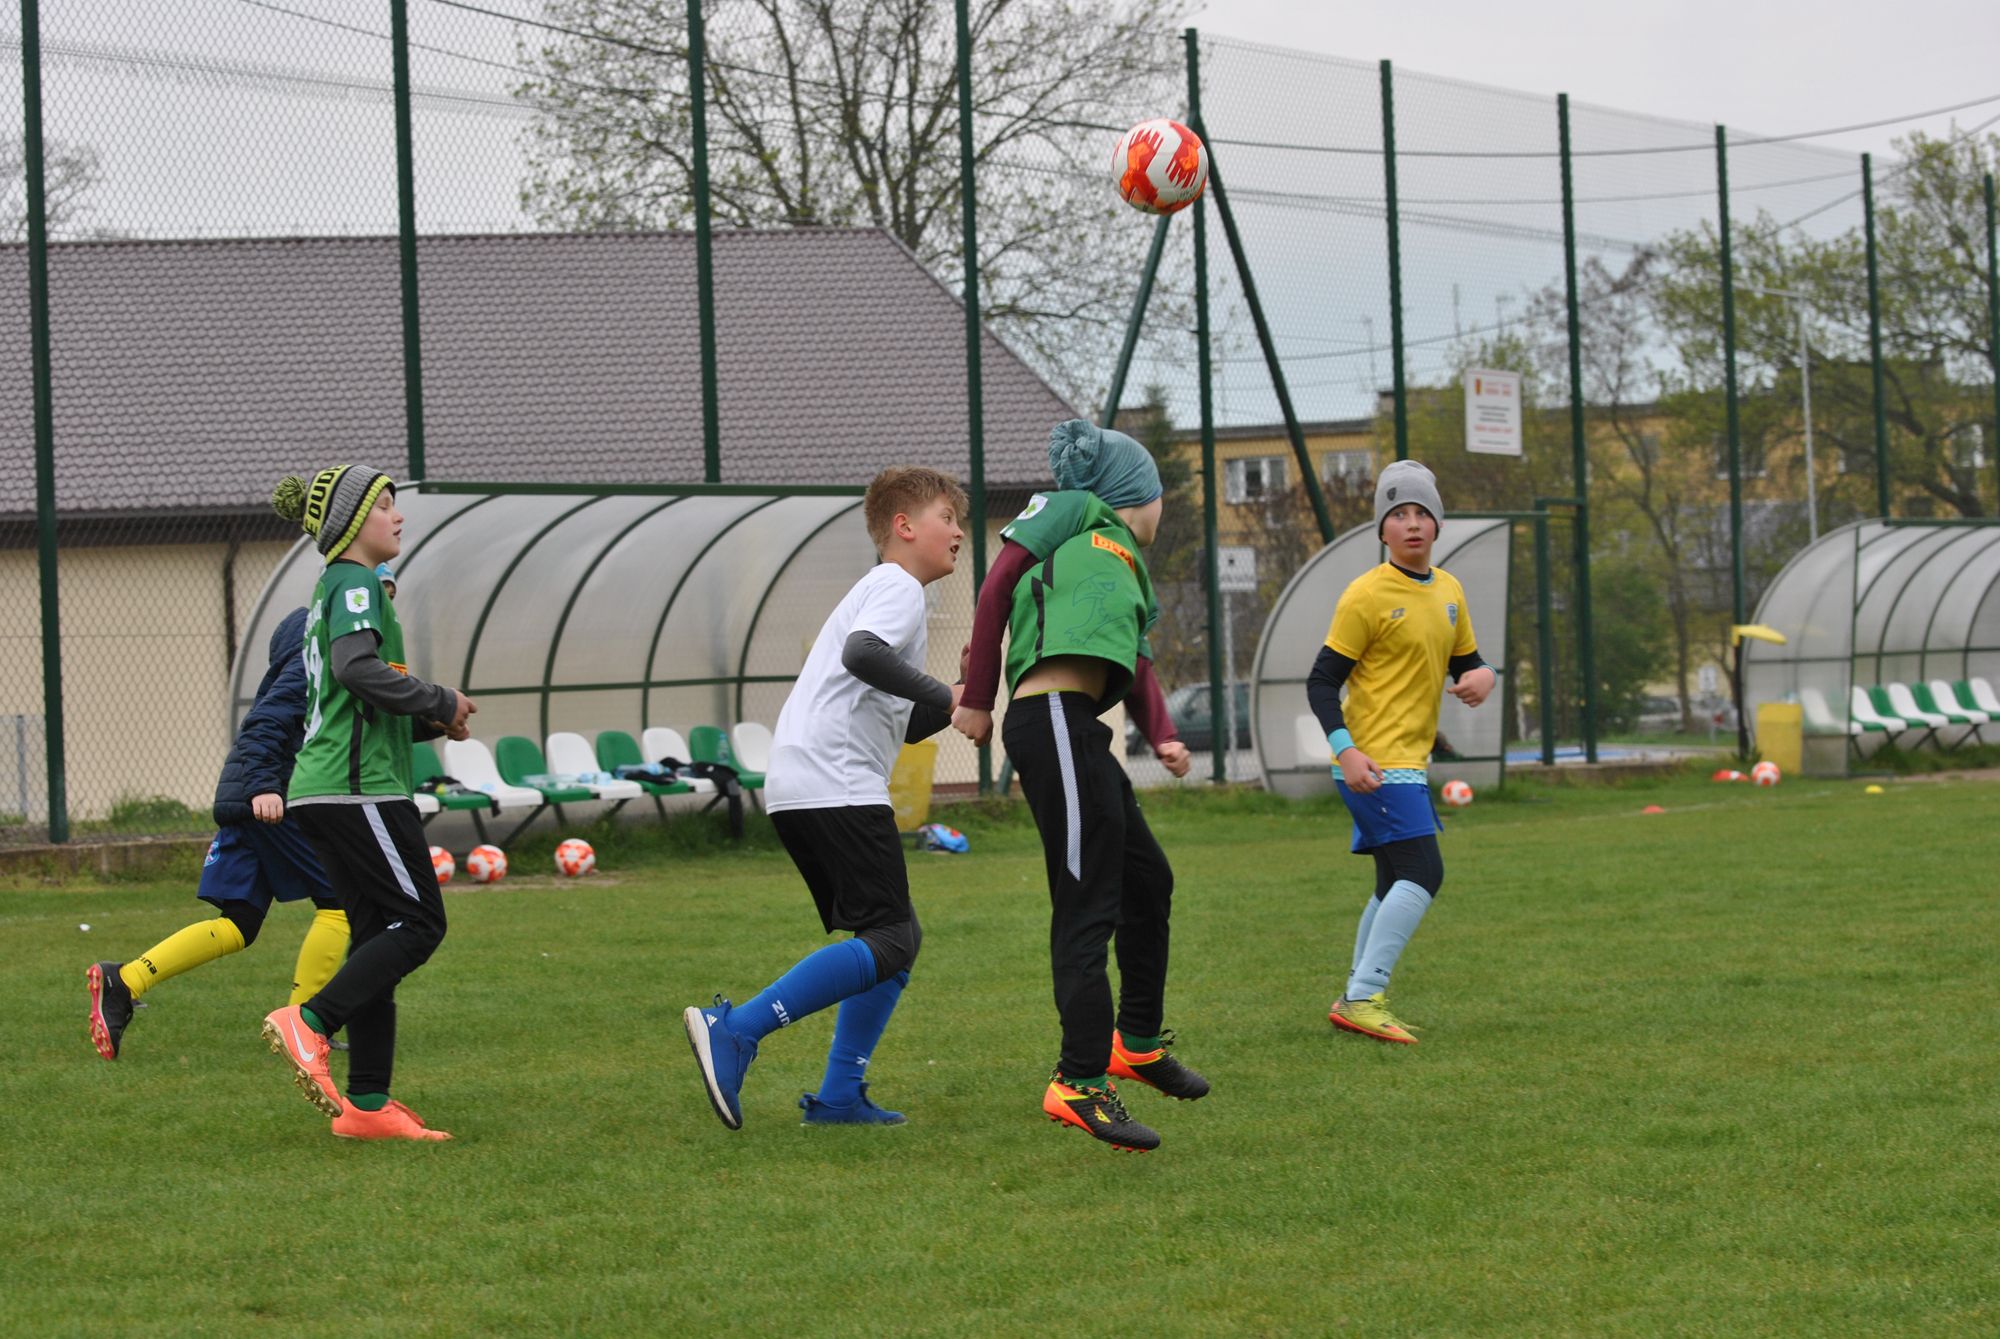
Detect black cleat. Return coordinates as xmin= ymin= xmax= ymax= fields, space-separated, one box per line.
xmin=87 ymin=962 xmax=134 ymax=1060
xmin=1043 ymin=1072 xmax=1161 ymax=1152
xmin=1109 ymin=1028 xmax=1210 ymax=1101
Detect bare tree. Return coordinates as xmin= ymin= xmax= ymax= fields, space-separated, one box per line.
xmin=516 ymin=0 xmax=1192 ymax=405
xmin=1 ymin=136 xmax=103 ymax=241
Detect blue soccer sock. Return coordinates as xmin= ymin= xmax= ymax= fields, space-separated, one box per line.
xmin=1346 ymin=880 xmax=1432 ymax=1001
xmin=732 ymin=939 xmax=878 ymax=1043
xmin=1350 ymin=893 xmax=1381 ymax=979
xmin=815 ymin=968 xmax=909 ymax=1107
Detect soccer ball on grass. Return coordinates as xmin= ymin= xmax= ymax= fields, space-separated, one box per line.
xmin=464 ymin=844 xmax=508 ymax=884
xmin=555 ymin=838 xmax=596 ymax=878
xmin=1440 ymin=779 xmax=1474 ymax=807
xmin=429 ymin=846 xmax=454 ymax=885
xmin=1751 ymin=760 xmax=1781 ymax=786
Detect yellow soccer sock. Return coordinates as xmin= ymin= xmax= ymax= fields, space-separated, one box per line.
xmin=119 ymin=917 xmax=247 ymax=999
xmin=289 ymin=908 xmax=351 ymax=1005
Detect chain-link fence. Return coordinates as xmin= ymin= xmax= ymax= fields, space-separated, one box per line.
xmin=5 ymin=3 xmax=1998 ymax=840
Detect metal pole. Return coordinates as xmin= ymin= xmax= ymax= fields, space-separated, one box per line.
xmin=1202 ymin=157 xmax=1334 ymax=542
xmin=954 ymin=0 xmax=991 ymax=791
xmin=687 ymin=0 xmax=721 ymax=483
xmin=389 ymin=0 xmax=427 ymax=482
xmin=1534 ymin=514 xmax=1556 ymax=767
xmin=1799 ymin=303 xmax=1817 ymax=540
xmin=20 ymin=0 xmax=67 ymax=842
xmin=1863 ymin=154 xmax=1891 ymax=518
xmin=1101 ymin=215 xmax=1171 ymax=429
xmin=1986 ymin=172 xmax=1999 ymax=509
xmin=1381 ymin=60 xmax=1408 ymax=462
xmin=1716 ymin=125 xmax=1745 ymax=626
xmin=1188 ymin=30 xmax=1223 ymax=785
xmin=1557 ymin=93 xmax=1598 ymax=762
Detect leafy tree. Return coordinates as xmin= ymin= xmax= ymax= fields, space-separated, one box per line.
xmin=516 ymin=0 xmax=1192 ymax=405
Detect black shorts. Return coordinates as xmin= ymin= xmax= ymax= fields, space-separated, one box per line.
xmin=771 ymin=805 xmax=911 ymax=935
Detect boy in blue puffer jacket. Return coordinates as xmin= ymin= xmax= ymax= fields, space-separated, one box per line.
xmin=85 ymin=607 xmax=350 ymax=1060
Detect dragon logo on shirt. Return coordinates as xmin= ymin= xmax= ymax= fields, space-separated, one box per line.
xmin=1063 ymin=572 xmax=1123 ymax=640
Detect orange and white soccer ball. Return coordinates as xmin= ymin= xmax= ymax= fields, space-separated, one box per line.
xmin=1113 ymin=118 xmax=1208 ymax=216
xmin=464 ymin=844 xmax=508 ymax=884
xmin=555 ymin=838 xmax=596 ymax=878
xmin=1440 ymin=779 xmax=1474 ymax=807
xmin=429 ymin=845 xmax=454 ymax=885
xmin=1751 ymin=760 xmax=1781 ymax=787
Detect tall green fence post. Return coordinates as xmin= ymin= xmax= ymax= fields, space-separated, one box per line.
xmin=1557 ymin=94 xmax=1598 ymax=761
xmin=687 ymin=0 xmax=721 ymax=483
xmin=1863 ymin=154 xmax=1891 ymax=518
xmin=1187 ymin=29 xmax=1224 ymax=785
xmin=1101 ymin=216 xmax=1170 ymax=428
xmin=389 ymin=0 xmax=426 ymax=481
xmin=1716 ymin=125 xmax=1745 ymax=627
xmin=20 ymin=0 xmax=66 ymax=841
xmin=1534 ymin=513 xmax=1556 ymax=766
xmin=1380 ymin=59 xmax=1408 ymax=462
xmin=954 ymin=0 xmax=990 ymax=792
xmin=1985 ymin=172 xmax=1999 ymax=509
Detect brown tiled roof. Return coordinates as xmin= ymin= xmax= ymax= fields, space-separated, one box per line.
xmin=0 ymin=227 xmax=1075 ymax=517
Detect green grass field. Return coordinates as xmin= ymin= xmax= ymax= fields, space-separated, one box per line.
xmin=4 ymin=772 xmax=1995 ymax=1337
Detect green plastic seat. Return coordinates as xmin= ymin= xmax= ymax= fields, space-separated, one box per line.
xmin=411 ymin=741 xmax=499 ymax=813
xmin=494 ymin=736 xmax=595 ymax=803
xmin=595 ymin=729 xmax=691 ymax=796
xmin=689 ymin=725 xmax=764 ymax=789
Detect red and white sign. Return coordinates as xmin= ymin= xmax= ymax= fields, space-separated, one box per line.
xmin=1464 ymin=369 xmax=1522 ymax=456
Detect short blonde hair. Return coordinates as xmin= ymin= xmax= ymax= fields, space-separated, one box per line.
xmin=862 ymin=467 xmax=970 ymax=552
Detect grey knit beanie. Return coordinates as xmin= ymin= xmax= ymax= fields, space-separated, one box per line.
xmin=1374 ymin=459 xmax=1443 ymax=538
xmin=271 ymin=465 xmax=395 ymax=561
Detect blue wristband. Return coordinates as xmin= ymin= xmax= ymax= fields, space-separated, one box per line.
xmin=1328 ymin=728 xmax=1355 ymax=758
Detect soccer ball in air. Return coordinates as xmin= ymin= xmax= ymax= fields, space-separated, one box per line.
xmin=1440 ymin=779 xmax=1474 ymax=807
xmin=465 ymin=844 xmax=508 ymax=884
xmin=555 ymin=838 xmax=596 ymax=878
xmin=1112 ymin=118 xmax=1208 ymax=216
xmin=429 ymin=846 xmax=454 ymax=885
xmin=1751 ymin=760 xmax=1781 ymax=787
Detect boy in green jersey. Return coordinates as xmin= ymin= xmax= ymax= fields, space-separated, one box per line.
xmin=261 ymin=466 xmax=476 ymax=1141
xmin=955 ymin=421 xmax=1207 ymax=1153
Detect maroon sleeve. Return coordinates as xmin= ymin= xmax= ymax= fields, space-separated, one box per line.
xmin=960 ymin=540 xmax=1038 ymax=712
xmin=1126 ymin=655 xmax=1178 ymax=748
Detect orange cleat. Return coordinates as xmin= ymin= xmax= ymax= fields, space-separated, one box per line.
xmin=1108 ymin=1029 xmax=1210 ymax=1100
xmin=1329 ymin=993 xmax=1418 ymax=1045
xmin=261 ymin=1005 xmax=342 ymax=1116
xmin=332 ymin=1098 xmax=452 ymax=1142
xmin=1042 ymin=1072 xmax=1159 ymax=1152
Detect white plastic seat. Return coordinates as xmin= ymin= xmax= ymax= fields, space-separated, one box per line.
xmin=1928 ymin=679 xmax=1989 ymax=723
xmin=1967 ymin=676 xmax=2000 ymax=715
xmin=412 ymin=791 xmax=441 ymax=816
xmin=1800 ymin=687 xmax=1859 ymax=737
xmin=730 ymin=721 xmax=774 ymax=774
xmin=1848 ymin=686 xmax=1907 ymax=734
xmin=441 ymin=738 xmax=547 ymax=809
xmin=641 ymin=726 xmax=715 ymax=794
xmin=1883 ymin=682 xmax=1948 ymax=729
xmin=1293 ymin=713 xmax=1330 ymax=767
xmin=545 ymin=731 xmax=645 ymax=800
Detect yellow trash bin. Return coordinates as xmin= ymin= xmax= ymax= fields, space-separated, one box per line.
xmin=888 ymin=740 xmax=938 ymax=835
xmin=1755 ymin=702 xmax=1803 ymax=776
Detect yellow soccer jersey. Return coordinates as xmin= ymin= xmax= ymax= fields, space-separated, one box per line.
xmin=1324 ymin=563 xmax=1478 ymax=770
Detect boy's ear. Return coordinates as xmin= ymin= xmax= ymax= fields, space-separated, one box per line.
xmin=894 ymin=512 xmax=916 ymax=540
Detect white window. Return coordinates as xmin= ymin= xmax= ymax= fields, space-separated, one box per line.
xmin=1224 ymin=455 xmax=1287 ymax=504
xmin=1319 ymin=450 xmax=1372 ymax=485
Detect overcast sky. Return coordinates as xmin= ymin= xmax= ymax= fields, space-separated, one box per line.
xmin=1190 ymin=0 xmax=2000 ymax=161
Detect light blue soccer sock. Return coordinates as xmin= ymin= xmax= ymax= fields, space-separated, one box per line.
xmin=1345 ymin=880 xmax=1432 ymax=1001
xmin=1350 ymin=893 xmax=1381 ymax=979
xmin=732 ymin=939 xmax=878 ymax=1043
xmin=815 ymin=968 xmax=909 ymax=1107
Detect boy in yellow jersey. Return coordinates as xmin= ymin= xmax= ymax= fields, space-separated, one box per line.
xmin=1306 ymin=461 xmax=1494 ymax=1044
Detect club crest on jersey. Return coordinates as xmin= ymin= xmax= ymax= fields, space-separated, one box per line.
xmin=345 ymin=588 xmax=371 ymax=614
xmin=1389 ymin=607 xmax=1405 ymax=620
xmin=1447 ymin=602 xmax=1458 ymax=625
xmin=1016 ymin=494 xmax=1049 ymax=522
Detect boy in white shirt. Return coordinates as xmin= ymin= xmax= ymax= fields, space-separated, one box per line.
xmin=684 ymin=467 xmax=967 ymax=1130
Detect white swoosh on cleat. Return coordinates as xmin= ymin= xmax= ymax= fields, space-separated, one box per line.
xmin=288 ymin=1018 xmax=320 ymax=1064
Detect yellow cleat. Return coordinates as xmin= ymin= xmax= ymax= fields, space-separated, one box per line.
xmin=1329 ymin=993 xmax=1417 ymax=1045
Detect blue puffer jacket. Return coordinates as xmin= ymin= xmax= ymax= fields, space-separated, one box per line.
xmin=212 ymin=607 xmax=309 ymax=827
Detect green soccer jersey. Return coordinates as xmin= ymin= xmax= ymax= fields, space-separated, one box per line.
xmin=1003 ymin=492 xmax=1158 ymax=709
xmin=290 ymin=560 xmax=415 ymax=801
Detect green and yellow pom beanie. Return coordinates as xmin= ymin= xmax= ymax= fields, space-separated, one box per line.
xmin=271 ymin=466 xmax=394 ymax=562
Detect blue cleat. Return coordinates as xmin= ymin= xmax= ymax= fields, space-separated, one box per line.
xmin=799 ymin=1083 xmax=907 ymax=1126
xmin=684 ymin=995 xmax=758 ymax=1130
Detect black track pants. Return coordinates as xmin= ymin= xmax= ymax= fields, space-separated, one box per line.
xmin=1003 ymin=691 xmax=1174 ymax=1080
